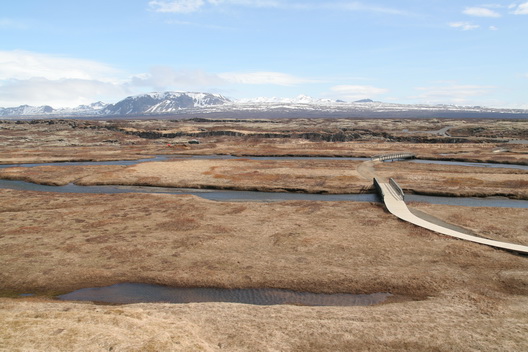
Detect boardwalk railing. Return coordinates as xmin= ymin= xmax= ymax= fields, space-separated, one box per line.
xmin=373 ymin=178 xmax=405 ymax=201
xmin=371 ymin=153 xmax=415 ymax=162
xmin=373 ymin=178 xmax=384 ymax=197
xmin=389 ymin=178 xmax=405 ymax=201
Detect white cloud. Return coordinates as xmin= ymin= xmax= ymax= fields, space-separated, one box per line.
xmin=149 ymin=0 xmax=205 ymax=13
xmin=463 ymin=7 xmax=501 ymax=17
xmin=489 ymin=25 xmax=499 ymax=30
xmin=219 ymin=71 xmax=317 ymax=86
xmin=131 ymin=67 xmax=314 ymax=88
xmin=131 ymin=66 xmax=226 ymax=90
xmin=412 ymin=84 xmax=494 ymax=104
xmin=149 ymin=0 xmax=409 ymax=15
xmin=0 ymin=50 xmax=120 ymax=82
xmin=0 ymin=78 xmax=129 ymax=108
xmin=330 ymin=85 xmax=388 ymax=100
xmin=149 ymin=0 xmax=280 ymax=13
xmin=0 ymin=50 xmax=128 ymax=108
xmin=512 ymin=2 xmax=528 ymax=14
xmin=449 ymin=22 xmax=480 ymax=31
xmin=328 ymin=3 xmax=409 ymax=15
xmin=208 ymin=0 xmax=280 ymax=7
xmin=165 ymin=19 xmax=234 ymax=29
xmin=0 ymin=51 xmax=320 ymax=107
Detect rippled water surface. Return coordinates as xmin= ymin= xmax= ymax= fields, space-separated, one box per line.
xmin=57 ymin=283 xmax=392 ymax=306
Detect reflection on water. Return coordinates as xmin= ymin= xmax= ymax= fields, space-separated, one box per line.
xmin=57 ymin=283 xmax=392 ymax=306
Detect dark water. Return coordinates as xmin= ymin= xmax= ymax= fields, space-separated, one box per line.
xmin=0 ymin=179 xmax=379 ymax=202
xmin=0 ymin=155 xmax=170 ymax=169
xmin=1 ymin=179 xmax=527 ymax=207
xmin=2 ymin=154 xmax=526 ymax=170
xmin=187 ymin=155 xmax=369 ymax=161
xmin=57 ymin=283 xmax=391 ymax=306
xmin=1 ymin=155 xmax=527 ymax=207
xmin=406 ymin=194 xmax=528 ymax=208
xmin=0 ymin=155 xmax=367 ymax=169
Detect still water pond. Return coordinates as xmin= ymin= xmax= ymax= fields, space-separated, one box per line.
xmin=57 ymin=283 xmax=391 ymax=306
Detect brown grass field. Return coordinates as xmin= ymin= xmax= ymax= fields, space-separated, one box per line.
xmin=0 ymin=118 xmax=527 ymax=351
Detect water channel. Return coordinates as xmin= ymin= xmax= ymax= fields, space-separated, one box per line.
xmin=4 ymin=155 xmax=526 ymax=305
xmin=1 ymin=155 xmax=527 ymax=208
xmin=57 ymin=283 xmax=392 ymax=306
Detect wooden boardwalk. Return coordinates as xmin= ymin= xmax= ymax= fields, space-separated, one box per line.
xmin=375 ymin=178 xmax=528 ymax=254
xmin=371 ymin=153 xmax=415 ymax=162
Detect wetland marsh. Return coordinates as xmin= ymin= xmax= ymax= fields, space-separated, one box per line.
xmin=1 ymin=117 xmax=527 ymax=351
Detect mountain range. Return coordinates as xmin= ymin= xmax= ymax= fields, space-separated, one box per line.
xmin=1 ymin=91 xmax=527 ymax=119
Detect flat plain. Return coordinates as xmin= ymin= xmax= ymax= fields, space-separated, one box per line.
xmin=1 ymin=118 xmax=527 ymax=351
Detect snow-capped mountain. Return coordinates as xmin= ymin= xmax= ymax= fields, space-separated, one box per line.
xmin=0 ymin=105 xmax=54 ymax=116
xmin=73 ymin=101 xmax=108 ymax=112
xmin=0 ymin=102 xmax=108 ymax=117
xmin=236 ymin=95 xmax=339 ymax=104
xmin=102 ymin=92 xmax=230 ymax=115
xmin=1 ymin=92 xmax=527 ymax=119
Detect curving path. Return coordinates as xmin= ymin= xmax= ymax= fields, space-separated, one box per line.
xmin=368 ymin=161 xmax=528 ymax=254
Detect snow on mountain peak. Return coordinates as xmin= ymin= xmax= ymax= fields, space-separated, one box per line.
xmin=235 ymin=95 xmax=342 ymax=104
xmin=2 ymin=91 xmax=527 ymax=118
xmin=102 ymin=91 xmax=231 ymax=115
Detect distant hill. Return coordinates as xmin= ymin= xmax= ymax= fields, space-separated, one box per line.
xmin=0 ymin=105 xmax=54 ymax=116
xmin=102 ymin=92 xmax=230 ymax=115
xmin=1 ymin=92 xmax=527 ymax=119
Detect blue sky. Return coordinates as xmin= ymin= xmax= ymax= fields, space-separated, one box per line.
xmin=1 ymin=0 xmax=527 ymax=108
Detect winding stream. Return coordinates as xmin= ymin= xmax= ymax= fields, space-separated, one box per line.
xmin=1 ymin=155 xmax=527 ymax=207
xmin=5 ymin=155 xmax=527 ymax=305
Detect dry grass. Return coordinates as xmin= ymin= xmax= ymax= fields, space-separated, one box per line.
xmin=0 ymin=189 xmax=525 ymax=297
xmin=0 ymin=188 xmax=527 ymax=350
xmin=1 ymin=118 xmax=528 ymax=351
xmin=1 ymin=293 xmax=528 ymax=352
xmin=1 ymin=118 xmax=528 ymax=165
xmin=376 ymin=161 xmax=528 ymax=199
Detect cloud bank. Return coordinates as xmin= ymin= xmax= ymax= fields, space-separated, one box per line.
xmin=330 ymin=85 xmax=388 ymax=101
xmin=0 ymin=51 xmax=128 ymax=107
xmin=512 ymin=2 xmax=528 ymax=14
xmin=0 ymin=50 xmax=319 ymax=108
xmin=413 ymin=84 xmax=495 ymax=105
